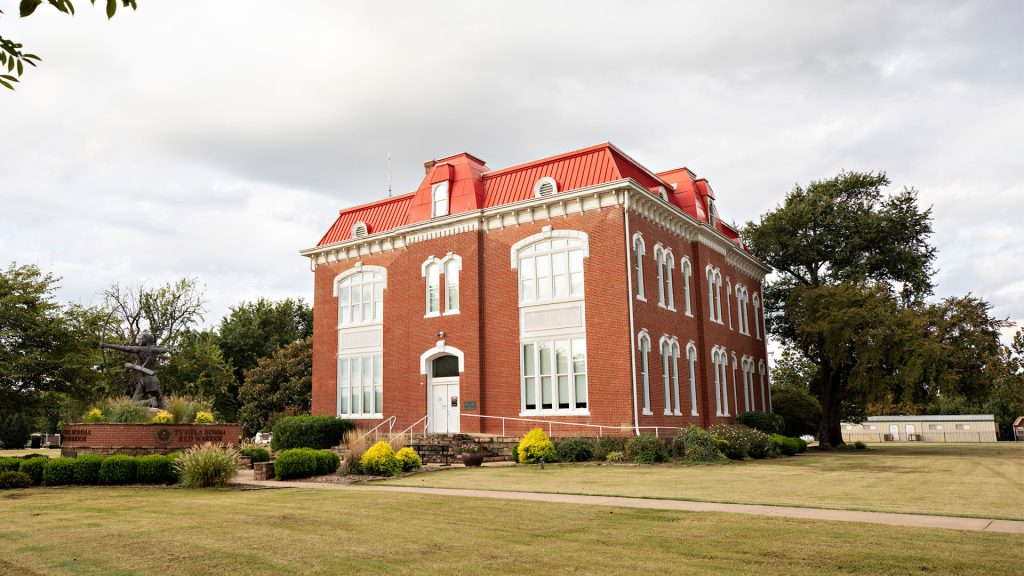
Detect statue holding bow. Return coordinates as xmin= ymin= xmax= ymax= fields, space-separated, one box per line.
xmin=100 ymin=330 xmax=168 ymax=409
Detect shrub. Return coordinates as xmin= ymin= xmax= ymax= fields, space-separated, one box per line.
xmin=0 ymin=471 xmax=32 ymax=489
xmin=174 ymin=443 xmax=239 ymax=487
xmin=99 ymin=455 xmax=138 ymax=484
xmin=0 ymin=457 xmax=22 ymax=473
xmin=151 ymin=410 xmax=174 ymax=424
xmin=163 ymin=394 xmax=212 ymax=424
xmin=18 ymin=457 xmax=48 ymax=485
xmin=137 ymin=455 xmax=175 ymax=484
xmin=240 ymin=447 xmax=271 ymax=463
xmin=42 ymin=458 xmax=76 ymax=485
xmin=73 ymin=455 xmax=104 ymax=484
xmin=771 ymin=384 xmax=822 ymax=437
xmin=555 ymin=437 xmax=595 ymax=462
xmin=672 ymin=425 xmax=726 ymax=463
xmin=274 ymin=448 xmax=317 ymax=480
xmin=747 ymin=429 xmax=779 ymax=459
xmin=854 ymin=441 xmax=867 ymax=450
xmin=314 ymin=450 xmax=341 ymax=475
xmin=738 ymin=411 xmax=785 ymax=435
xmin=771 ymin=434 xmax=800 ymax=456
xmin=594 ymin=437 xmax=627 ymax=461
xmin=795 ymin=437 xmax=808 ymax=453
xmin=510 ymin=442 xmax=519 ymax=463
xmin=396 ymin=447 xmax=422 ymax=472
xmin=84 ymin=408 xmax=105 ymax=423
xmin=102 ymin=397 xmax=150 ymax=423
xmin=624 ymin=434 xmax=667 ymax=463
xmin=271 ymin=416 xmax=356 ymax=450
xmin=359 ymin=441 xmax=401 ymax=477
xmin=518 ymin=428 xmax=557 ymax=464
xmin=605 ymin=451 xmax=624 ymax=462
xmin=709 ymin=424 xmax=754 ymax=460
xmin=194 ymin=411 xmax=215 ymax=424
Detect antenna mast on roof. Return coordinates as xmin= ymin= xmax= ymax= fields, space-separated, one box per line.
xmin=387 ymin=152 xmax=392 ymax=197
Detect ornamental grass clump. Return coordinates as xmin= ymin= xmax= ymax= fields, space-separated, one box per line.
xmin=517 ymin=428 xmax=556 ymax=464
xmin=163 ymin=394 xmax=212 ymax=424
xmin=101 ymin=397 xmax=150 ymax=423
xmin=359 ymin=441 xmax=401 ymax=477
xmin=72 ymin=455 xmax=104 ymax=485
xmin=624 ymin=434 xmax=667 ymax=464
xmin=174 ymin=443 xmax=239 ymax=488
xmin=42 ymin=458 xmax=76 ymax=486
xmin=395 ymin=447 xmax=422 ymax=472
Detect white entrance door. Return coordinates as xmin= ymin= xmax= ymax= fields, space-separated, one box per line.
xmin=905 ymin=424 xmax=916 ymax=440
xmin=889 ymin=424 xmax=900 ymax=441
xmin=429 ymin=377 xmax=460 ymax=434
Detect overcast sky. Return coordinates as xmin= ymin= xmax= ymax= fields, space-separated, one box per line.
xmin=1 ymin=1 xmax=1021 ymax=344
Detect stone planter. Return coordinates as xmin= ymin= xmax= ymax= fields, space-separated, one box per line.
xmin=461 ymin=452 xmax=485 ymax=467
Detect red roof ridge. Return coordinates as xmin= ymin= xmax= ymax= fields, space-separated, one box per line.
xmin=482 ymin=142 xmax=613 ymax=178
xmin=433 ymin=151 xmax=489 ymax=165
xmin=604 ymin=142 xmax=673 ymax=190
xmin=338 ymin=191 xmax=416 ymax=215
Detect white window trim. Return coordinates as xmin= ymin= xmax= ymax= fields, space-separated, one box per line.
xmin=421 ymin=257 xmax=441 ymax=318
xmin=664 ymin=248 xmax=676 ymax=311
xmin=333 ymin=264 xmax=387 ymax=329
xmin=442 ymin=252 xmax=462 ymax=316
xmin=686 ymin=341 xmax=698 ymax=416
xmin=638 ymin=329 xmax=653 ymax=416
xmin=758 ymin=360 xmax=767 ymax=411
xmin=633 ymin=232 xmax=646 ymax=302
xmin=512 ymin=229 xmax=588 ymax=306
xmin=753 ymin=293 xmax=762 ymax=340
xmin=654 ymin=244 xmax=665 ymax=307
xmin=431 ymin=181 xmax=449 ymax=218
xmin=533 ymin=176 xmax=559 ymax=198
xmin=519 ymin=337 xmax=589 ymax=416
xmin=730 ymin=352 xmax=739 ymax=417
xmin=335 ymin=262 xmax=387 ymax=420
xmin=681 ymin=257 xmax=693 ymax=317
xmin=726 ymin=278 xmax=734 ymax=331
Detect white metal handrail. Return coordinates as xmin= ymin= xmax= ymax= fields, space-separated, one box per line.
xmin=461 ymin=413 xmax=683 ymax=438
xmin=356 ymin=415 xmax=396 ymax=440
xmin=394 ymin=414 xmax=430 ymax=439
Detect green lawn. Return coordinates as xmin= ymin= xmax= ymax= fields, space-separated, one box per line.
xmin=383 ymin=443 xmax=1024 ymax=520
xmin=2 ymin=486 xmax=1022 ymax=576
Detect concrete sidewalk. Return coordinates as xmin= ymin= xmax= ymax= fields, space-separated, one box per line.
xmin=234 ymin=470 xmax=1024 ymax=534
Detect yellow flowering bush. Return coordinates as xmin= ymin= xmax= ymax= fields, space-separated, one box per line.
xmin=151 ymin=410 xmax=174 ymax=424
xmin=84 ymin=408 xmax=105 ymax=423
xmin=193 ymin=411 xmax=215 ymax=424
xmin=395 ymin=447 xmax=422 ymax=471
xmin=359 ymin=440 xmax=401 ymax=476
xmin=518 ymin=428 xmax=557 ymax=464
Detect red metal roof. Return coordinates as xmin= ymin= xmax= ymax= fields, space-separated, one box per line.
xmin=316 ymin=143 xmax=725 ymax=247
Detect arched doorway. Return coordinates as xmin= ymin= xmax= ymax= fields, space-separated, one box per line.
xmin=428 ymin=354 xmax=460 ymax=434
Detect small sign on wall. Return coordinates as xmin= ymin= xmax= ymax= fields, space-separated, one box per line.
xmin=463 ymin=401 xmax=477 ymax=411
xmin=451 ymin=396 xmax=458 ymax=408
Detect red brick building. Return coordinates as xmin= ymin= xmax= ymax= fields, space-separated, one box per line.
xmin=302 ymin=143 xmax=772 ymax=437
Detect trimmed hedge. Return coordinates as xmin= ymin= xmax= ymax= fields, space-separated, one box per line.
xmin=0 ymin=471 xmax=32 ymax=489
xmin=314 ymin=450 xmax=340 ymax=475
xmin=18 ymin=457 xmax=48 ymax=486
xmin=137 ymin=455 xmax=175 ymax=484
xmin=240 ymin=447 xmax=271 ymax=463
xmin=42 ymin=458 xmax=77 ymax=486
xmin=624 ymin=434 xmax=667 ymax=464
xmin=771 ymin=434 xmax=800 ymax=456
xmin=0 ymin=457 xmax=22 ymax=473
xmin=73 ymin=455 xmax=105 ymax=485
xmin=795 ymin=437 xmax=808 ymax=453
xmin=99 ymin=455 xmax=138 ymax=485
xmin=555 ymin=437 xmax=595 ymax=462
xmin=275 ymin=448 xmax=318 ymax=480
xmin=518 ymin=429 xmax=557 ymax=464
xmin=271 ymin=416 xmax=355 ymax=451
xmin=738 ymin=411 xmax=785 ymax=435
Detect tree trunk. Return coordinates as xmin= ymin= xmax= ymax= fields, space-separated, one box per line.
xmin=817 ymin=373 xmax=845 ymax=447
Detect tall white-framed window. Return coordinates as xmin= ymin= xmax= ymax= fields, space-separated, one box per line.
xmin=334 ymin=265 xmax=386 ymax=419
xmin=726 ymin=278 xmax=734 ymax=330
xmin=638 ymin=330 xmax=652 ymax=416
xmin=513 ymin=229 xmax=590 ymax=416
xmin=521 ymin=338 xmax=587 ymax=413
xmin=663 ymin=247 xmax=676 ymax=310
xmin=758 ymin=359 xmax=767 ymax=411
xmin=706 ymin=266 xmax=723 ymax=323
xmin=731 ymin=352 xmax=739 ymax=417
xmin=654 ymin=244 xmax=665 ymax=306
xmin=686 ymin=342 xmax=698 ymax=416
xmin=741 ymin=356 xmax=754 ymax=412
xmin=680 ymin=256 xmax=693 ymax=316
xmin=633 ymin=232 xmax=646 ymax=301
xmin=443 ymin=254 xmax=461 ymax=315
xmin=735 ymin=284 xmax=750 ymax=335
xmin=712 ymin=346 xmax=729 ymax=416
xmin=422 ymin=259 xmax=440 ymax=317
xmin=431 ymin=181 xmax=449 ymax=218
xmin=752 ymin=292 xmax=762 ymax=340
xmin=715 ymin=271 xmax=723 ymax=323
xmin=660 ymin=336 xmax=681 ymax=416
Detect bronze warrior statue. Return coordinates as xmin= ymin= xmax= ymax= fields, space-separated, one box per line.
xmin=100 ymin=331 xmax=168 ymax=409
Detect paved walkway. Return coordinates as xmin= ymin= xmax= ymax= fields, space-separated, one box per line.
xmin=234 ymin=470 xmax=1024 ymax=534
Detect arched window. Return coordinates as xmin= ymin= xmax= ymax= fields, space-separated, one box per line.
xmin=654 ymin=244 xmax=665 ymax=306
xmin=513 ymin=230 xmax=590 ymax=415
xmin=715 ymin=271 xmax=723 ymax=323
xmin=706 ymin=266 xmax=716 ymax=320
xmin=659 ymin=337 xmax=681 ymax=416
xmin=712 ymin=346 xmax=729 ymax=417
xmin=351 ymin=221 xmax=368 ymax=239
xmin=741 ymin=356 xmax=753 ymax=412
xmin=706 ymin=266 xmax=723 ymax=323
xmin=334 ymin=265 xmax=386 ymax=418
xmin=422 ymin=259 xmax=440 ymax=316
xmin=633 ymin=233 xmax=646 ymax=301
xmin=735 ymin=285 xmax=750 ymax=335
xmin=663 ymin=248 xmax=675 ymax=310
xmin=730 ymin=352 xmax=739 ymax=417
xmin=758 ymin=359 xmax=767 ymax=411
xmin=638 ymin=330 xmax=652 ymax=416
xmin=752 ymin=292 xmax=762 ymax=340
xmin=681 ymin=257 xmax=693 ymax=316
xmin=431 ymin=181 xmax=449 ymax=218
xmin=686 ymin=342 xmax=698 ymax=416
xmin=443 ymin=254 xmax=461 ymax=315
xmin=726 ymin=278 xmax=734 ymax=330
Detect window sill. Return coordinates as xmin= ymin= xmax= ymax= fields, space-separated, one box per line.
xmin=338 ymin=414 xmax=384 ymax=420
xmin=423 ymin=312 xmax=441 ymax=319
xmin=663 ymin=409 xmax=672 ymax=416
xmin=636 ymin=296 xmax=647 ymax=302
xmin=691 ymin=411 xmax=699 ymax=417
xmin=442 ymin=309 xmax=460 ymax=316
xmin=642 ymin=409 xmax=654 ymax=416
xmin=673 ymin=410 xmax=683 ymax=416
xmin=519 ymin=410 xmax=591 ymax=417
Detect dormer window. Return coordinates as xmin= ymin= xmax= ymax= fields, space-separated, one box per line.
xmin=655 ymin=186 xmax=669 ymax=202
xmin=431 ymin=181 xmax=449 ymax=218
xmin=533 ymin=177 xmax=558 ymax=198
xmin=351 ymin=221 xmax=368 ymax=239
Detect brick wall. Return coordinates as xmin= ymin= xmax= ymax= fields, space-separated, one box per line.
xmin=59 ymin=423 xmax=242 ymax=457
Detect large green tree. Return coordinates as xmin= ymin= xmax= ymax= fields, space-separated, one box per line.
xmin=0 ymin=263 xmax=106 ymax=434
xmin=745 ymin=171 xmax=937 ymax=446
xmin=160 ymin=329 xmax=238 ymax=421
xmin=237 ymin=337 xmax=312 ymax=437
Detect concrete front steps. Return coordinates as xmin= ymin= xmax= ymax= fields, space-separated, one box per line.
xmin=331 ymin=433 xmax=521 ymax=465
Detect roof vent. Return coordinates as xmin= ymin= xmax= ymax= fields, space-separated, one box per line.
xmin=352 ymin=221 xmax=368 ymax=239
xmin=655 ymin=186 xmax=669 ymax=202
xmin=534 ymin=176 xmax=558 ymax=198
